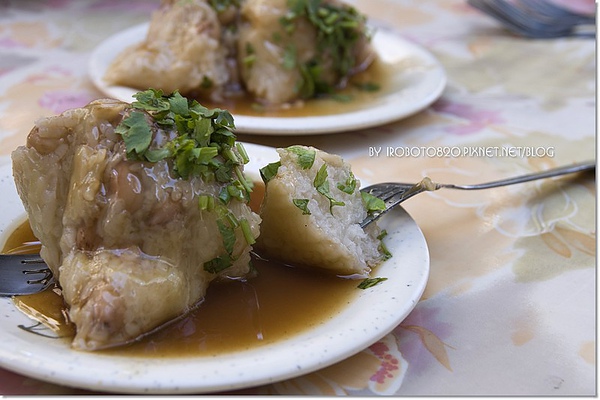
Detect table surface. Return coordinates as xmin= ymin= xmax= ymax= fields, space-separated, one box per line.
xmin=0 ymin=0 xmax=595 ymax=395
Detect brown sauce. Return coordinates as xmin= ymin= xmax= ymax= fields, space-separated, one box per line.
xmin=1 ymin=219 xmax=41 ymax=255
xmin=2 ymin=182 xmax=360 ymax=357
xmin=200 ymin=58 xmax=392 ymax=118
xmin=113 ymin=257 xmax=357 ymax=357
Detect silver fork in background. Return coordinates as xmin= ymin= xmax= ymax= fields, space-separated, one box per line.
xmin=467 ymin=0 xmax=596 ymax=38
xmin=360 ymin=160 xmax=595 ymax=228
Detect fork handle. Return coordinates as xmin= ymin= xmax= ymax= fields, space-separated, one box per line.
xmin=438 ymin=161 xmax=595 ymax=190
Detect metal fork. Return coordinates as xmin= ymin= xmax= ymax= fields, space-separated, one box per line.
xmin=0 ymin=254 xmax=54 ymax=296
xmin=360 ymin=160 xmax=595 ymax=228
xmin=0 ymin=160 xmax=594 ymax=296
xmin=467 ymin=0 xmax=596 ymax=38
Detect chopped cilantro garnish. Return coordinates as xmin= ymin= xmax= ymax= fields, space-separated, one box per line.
xmin=114 ymin=111 xmax=152 ymax=159
xmin=288 ymin=145 xmax=316 ymax=169
xmin=353 ymin=81 xmax=380 ymax=92
xmin=236 ymin=142 xmax=250 ymax=164
xmin=131 ymin=89 xmax=172 ymax=113
xmin=313 ymin=163 xmax=328 ymax=187
xmin=204 ymin=254 xmax=233 ymax=274
xmin=227 ymin=181 xmax=245 ymax=202
xmin=198 ymin=195 xmax=216 ymax=211
xmin=337 ymin=171 xmax=356 ymax=194
xmin=357 ymin=277 xmax=387 ymax=289
xmin=200 ymin=76 xmax=214 ymax=89
xmin=282 ymin=44 xmax=297 ymax=70
xmin=331 ymin=93 xmax=353 ymax=103
xmin=203 ymin=204 xmax=257 ymax=273
xmin=297 ymin=62 xmax=320 ymax=98
xmin=240 ymin=218 xmax=256 ymax=245
xmin=293 ymin=198 xmax=311 ymax=215
xmin=260 ymin=161 xmax=281 ymax=183
xmin=279 ymin=0 xmax=368 ymax=99
xmin=314 ymin=164 xmax=345 ymax=213
xmin=115 ymin=90 xmax=258 ymax=275
xmin=116 ymin=89 xmax=244 ymax=190
xmin=361 ymin=191 xmax=386 ymax=214
xmin=243 ymin=42 xmax=256 ymax=67
xmin=377 ymin=230 xmax=392 ymax=260
xmin=217 ymin=219 xmax=237 ymax=255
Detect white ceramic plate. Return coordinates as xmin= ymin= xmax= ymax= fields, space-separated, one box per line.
xmin=0 ymin=143 xmax=429 ymax=394
xmin=89 ymin=23 xmax=446 ymax=135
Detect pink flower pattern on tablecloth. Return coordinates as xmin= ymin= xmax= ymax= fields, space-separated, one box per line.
xmin=369 ymin=340 xmax=401 ymax=385
xmin=38 ymin=90 xmax=96 ymax=114
xmin=395 ymin=304 xmax=455 ymax=374
xmin=432 ymin=99 xmax=505 ymax=135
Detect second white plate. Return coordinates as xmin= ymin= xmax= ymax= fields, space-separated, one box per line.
xmin=89 ymin=23 xmax=446 ymax=135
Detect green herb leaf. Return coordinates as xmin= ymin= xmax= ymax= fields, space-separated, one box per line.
xmin=204 ymin=254 xmax=233 ymax=274
xmin=115 ymin=110 xmax=152 ymax=158
xmin=377 ymin=229 xmax=392 ymax=260
xmin=331 ymin=93 xmax=353 ymax=103
xmin=116 ymin=90 xmax=247 ymax=203
xmin=337 ymin=171 xmax=356 ymax=194
xmin=260 ymin=161 xmax=281 ymax=183
xmin=239 ymin=218 xmax=256 ymax=245
xmin=287 ymin=145 xmax=316 ymax=169
xmin=198 ymin=195 xmax=216 ymax=211
xmin=280 ymin=0 xmax=368 ymax=99
xmin=119 ymin=89 xmax=258 ymax=276
xmin=131 ymin=89 xmax=170 ymax=113
xmin=168 ymin=92 xmax=190 ymax=116
xmin=144 ymin=147 xmax=172 ymax=162
xmin=293 ymin=198 xmax=311 ymax=215
xmin=361 ymin=191 xmax=386 ymax=213
xmin=313 ymin=162 xmax=328 ymax=187
xmin=200 ymin=76 xmax=214 ymax=89
xmin=243 ymin=42 xmax=256 ymax=67
xmin=217 ymin=219 xmax=237 ymax=255
xmin=236 ymin=143 xmax=250 ymax=164
xmin=354 ymin=81 xmax=381 ymax=92
xmin=357 ymin=277 xmax=387 ymax=289
xmin=282 ymin=44 xmax=297 ymax=70
xmin=218 ymin=186 xmax=231 ymax=204
xmin=203 ymin=204 xmax=255 ymax=274
xmin=314 ymin=164 xmax=345 ymax=213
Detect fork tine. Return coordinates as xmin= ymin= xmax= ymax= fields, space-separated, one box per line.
xmin=0 ymin=254 xmax=54 ymax=296
xmin=468 ymin=0 xmax=537 ymax=36
xmin=514 ymin=1 xmax=594 ymax=34
xmin=468 ymin=0 xmax=595 ymax=38
xmin=23 ymin=268 xmax=53 ymax=286
xmin=518 ymin=0 xmax=595 ymax=23
xmin=363 ymin=183 xmax=407 ymax=199
xmin=379 ymin=186 xmax=413 ymax=203
xmin=488 ymin=0 xmax=553 ymax=32
xmin=359 ymin=182 xmax=426 ymax=228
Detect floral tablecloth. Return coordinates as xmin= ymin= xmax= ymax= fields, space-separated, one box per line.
xmin=0 ymin=0 xmax=595 ymax=395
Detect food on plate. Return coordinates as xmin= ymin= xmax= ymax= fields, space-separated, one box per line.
xmin=236 ymin=0 xmax=374 ymax=104
xmin=104 ymin=0 xmax=233 ymax=99
xmin=104 ymin=0 xmax=375 ymax=106
xmin=11 ymin=89 xmax=260 ymax=351
xmin=256 ymin=145 xmax=390 ymax=276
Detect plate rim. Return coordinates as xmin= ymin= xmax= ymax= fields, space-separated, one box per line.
xmin=88 ymin=22 xmax=446 ymax=135
xmin=0 ymin=143 xmax=429 ymax=394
